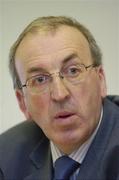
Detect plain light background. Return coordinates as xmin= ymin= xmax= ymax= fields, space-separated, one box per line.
xmin=0 ymin=0 xmax=119 ymax=133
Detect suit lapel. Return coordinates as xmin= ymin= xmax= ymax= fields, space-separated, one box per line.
xmin=24 ymin=137 xmax=53 ymax=180
xmin=77 ymin=98 xmax=117 ymax=180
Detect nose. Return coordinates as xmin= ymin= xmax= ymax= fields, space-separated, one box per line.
xmin=50 ymin=76 xmax=70 ymax=102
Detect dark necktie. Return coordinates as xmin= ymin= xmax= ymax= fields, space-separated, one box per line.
xmin=53 ymin=155 xmax=80 ymax=180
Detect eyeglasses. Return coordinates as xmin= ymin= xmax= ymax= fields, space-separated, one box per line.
xmin=20 ymin=63 xmax=96 ymax=94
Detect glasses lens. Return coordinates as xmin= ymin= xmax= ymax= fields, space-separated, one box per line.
xmin=27 ymin=76 xmax=49 ymax=94
xmin=63 ymin=64 xmax=86 ymax=84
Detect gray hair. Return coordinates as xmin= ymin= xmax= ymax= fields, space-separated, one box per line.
xmin=9 ymin=16 xmax=102 ymax=89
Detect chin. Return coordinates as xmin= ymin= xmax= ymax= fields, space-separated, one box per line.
xmin=55 ymin=131 xmax=80 ymax=146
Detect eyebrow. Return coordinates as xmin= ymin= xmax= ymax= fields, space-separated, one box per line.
xmin=27 ymin=53 xmax=79 ymax=74
xmin=27 ymin=67 xmax=46 ymax=74
xmin=62 ymin=53 xmax=78 ymax=64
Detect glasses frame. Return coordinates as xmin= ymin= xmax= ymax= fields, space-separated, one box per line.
xmin=19 ymin=63 xmax=97 ymax=93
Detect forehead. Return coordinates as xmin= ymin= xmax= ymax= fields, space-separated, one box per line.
xmin=15 ymin=26 xmax=92 ymax=72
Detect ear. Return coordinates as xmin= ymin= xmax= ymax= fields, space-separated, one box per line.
xmin=97 ymin=65 xmax=107 ymax=98
xmin=15 ymin=89 xmax=31 ymax=120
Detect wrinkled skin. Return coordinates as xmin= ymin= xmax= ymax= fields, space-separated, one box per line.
xmin=15 ymin=26 xmax=107 ymax=154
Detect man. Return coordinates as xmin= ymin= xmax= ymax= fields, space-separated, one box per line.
xmin=0 ymin=16 xmax=119 ymax=180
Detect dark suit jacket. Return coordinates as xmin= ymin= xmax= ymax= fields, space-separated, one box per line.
xmin=0 ymin=96 xmax=119 ymax=180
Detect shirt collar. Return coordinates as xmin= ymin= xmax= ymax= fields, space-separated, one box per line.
xmin=51 ymin=108 xmax=103 ymax=165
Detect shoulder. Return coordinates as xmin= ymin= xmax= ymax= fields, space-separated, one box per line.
xmin=103 ymin=96 xmax=119 ymax=132
xmin=101 ymin=96 xmax=119 ymax=147
xmin=0 ymin=120 xmax=44 ymax=143
xmin=107 ymin=95 xmax=119 ymax=106
xmin=0 ymin=121 xmax=45 ymax=158
xmin=104 ymin=95 xmax=119 ymax=116
xmin=0 ymin=121 xmax=49 ymax=179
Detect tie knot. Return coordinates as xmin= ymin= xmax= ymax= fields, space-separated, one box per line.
xmin=54 ymin=155 xmax=80 ymax=180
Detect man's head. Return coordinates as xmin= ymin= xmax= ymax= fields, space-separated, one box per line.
xmin=9 ymin=16 xmax=102 ymax=89
xmin=9 ymin=16 xmax=107 ymax=154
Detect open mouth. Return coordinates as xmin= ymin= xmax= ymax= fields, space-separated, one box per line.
xmin=58 ymin=114 xmax=72 ymax=119
xmin=54 ymin=112 xmax=75 ymax=120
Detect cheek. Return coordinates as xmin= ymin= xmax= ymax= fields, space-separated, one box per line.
xmin=25 ymin=93 xmax=50 ymax=120
xmin=79 ymin=74 xmax=103 ymax=99
xmin=71 ymin=77 xmax=102 ymax=118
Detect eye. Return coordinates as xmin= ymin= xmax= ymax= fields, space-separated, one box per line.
xmin=64 ymin=65 xmax=83 ymax=77
xmin=32 ymin=75 xmax=50 ymax=85
xmin=37 ymin=75 xmax=49 ymax=83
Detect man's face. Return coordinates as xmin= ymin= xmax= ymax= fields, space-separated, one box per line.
xmin=15 ymin=26 xmax=107 ymax=154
